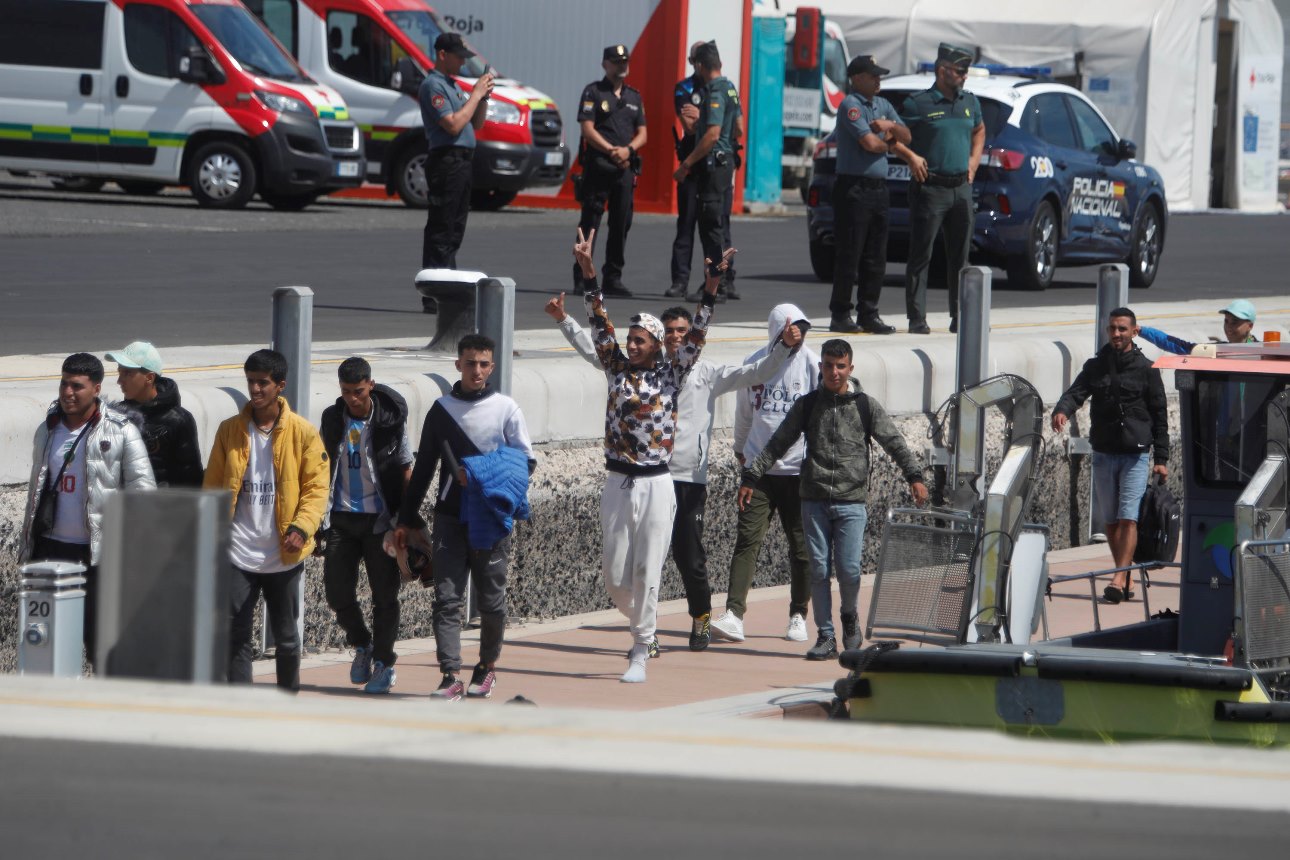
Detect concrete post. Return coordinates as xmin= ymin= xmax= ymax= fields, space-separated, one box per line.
xmin=17 ymin=561 xmax=87 ymax=677
xmin=268 ymin=286 xmax=313 ymax=652
xmin=271 ymin=286 xmax=314 ymax=420
xmin=476 ymin=277 xmax=516 ymax=395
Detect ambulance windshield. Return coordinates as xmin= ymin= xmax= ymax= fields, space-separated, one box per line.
xmin=386 ymin=10 xmax=489 ymax=79
xmin=191 ymin=3 xmax=305 ymax=83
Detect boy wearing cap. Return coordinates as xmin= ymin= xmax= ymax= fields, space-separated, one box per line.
xmin=829 ymin=54 xmax=909 ymax=335
xmin=419 ymin=32 xmax=494 ymax=273
xmin=569 ymin=228 xmax=728 ymax=682
xmin=107 ymin=341 xmax=203 ymax=487
xmin=1138 ymin=300 xmax=1260 ymax=354
xmin=897 ymin=42 xmax=985 ymax=335
xmin=572 ymin=44 xmax=647 ymax=297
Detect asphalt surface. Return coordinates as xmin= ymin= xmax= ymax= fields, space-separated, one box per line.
xmin=1 ymin=173 xmax=1288 ymax=354
xmin=1 ymin=737 xmax=1283 ymax=858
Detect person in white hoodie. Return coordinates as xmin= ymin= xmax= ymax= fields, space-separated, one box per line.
xmin=548 ymin=295 xmax=803 ymax=651
xmin=711 ymin=304 xmax=820 ymax=645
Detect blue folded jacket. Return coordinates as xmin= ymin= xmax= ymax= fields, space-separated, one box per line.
xmin=459 ymin=445 xmax=531 ymax=550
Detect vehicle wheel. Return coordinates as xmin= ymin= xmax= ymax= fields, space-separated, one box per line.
xmin=50 ymin=176 xmax=105 ymax=193
xmin=260 ymin=191 xmax=319 ymax=211
xmin=393 ymin=147 xmax=429 ymax=209
xmin=809 ymin=239 xmax=834 ymax=282
xmin=117 ymin=180 xmax=165 ymax=196
xmin=470 ymin=188 xmax=517 ymax=211
xmin=1005 ymin=200 xmax=1058 ymax=291
xmin=1127 ymin=203 xmax=1162 ymax=288
xmin=187 ymin=141 xmax=256 ymax=209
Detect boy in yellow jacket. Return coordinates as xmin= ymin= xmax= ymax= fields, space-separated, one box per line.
xmin=205 ymin=349 xmax=329 ymax=691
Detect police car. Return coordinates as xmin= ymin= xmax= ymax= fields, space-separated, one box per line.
xmin=806 ymin=67 xmax=1168 ymax=290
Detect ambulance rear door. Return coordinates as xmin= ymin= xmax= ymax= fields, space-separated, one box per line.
xmin=0 ymin=0 xmax=107 ymax=177
xmin=101 ymin=1 xmax=219 ymax=183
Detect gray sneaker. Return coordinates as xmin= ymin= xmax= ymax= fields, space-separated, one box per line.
xmin=805 ymin=633 xmax=838 ymax=661
xmin=840 ymin=613 xmax=862 ymax=651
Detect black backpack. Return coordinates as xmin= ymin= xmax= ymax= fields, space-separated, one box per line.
xmin=1134 ymin=480 xmax=1181 ymax=564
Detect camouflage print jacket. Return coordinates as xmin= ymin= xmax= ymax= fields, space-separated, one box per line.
xmin=584 ymin=285 xmax=715 ymax=473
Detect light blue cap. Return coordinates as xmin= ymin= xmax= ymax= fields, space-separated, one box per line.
xmin=1220 ymin=299 xmax=1256 ymax=323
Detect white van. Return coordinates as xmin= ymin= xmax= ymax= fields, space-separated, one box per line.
xmin=0 ymin=0 xmax=365 ymax=209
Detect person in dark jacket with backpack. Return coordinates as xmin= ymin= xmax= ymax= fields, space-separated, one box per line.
xmin=107 ymin=341 xmax=203 ymax=487
xmin=319 ymin=358 xmax=413 ymax=694
xmin=1052 ymin=307 xmax=1169 ymax=603
xmin=739 ymin=338 xmax=928 ymax=660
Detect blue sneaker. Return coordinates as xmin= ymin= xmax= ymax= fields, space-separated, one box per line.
xmin=350 ymin=644 xmax=373 ymax=685
xmin=363 ymin=661 xmax=395 ymax=694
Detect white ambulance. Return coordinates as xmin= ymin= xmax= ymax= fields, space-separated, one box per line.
xmin=244 ymin=0 xmax=570 ymax=209
xmin=0 ymin=0 xmax=365 ymax=209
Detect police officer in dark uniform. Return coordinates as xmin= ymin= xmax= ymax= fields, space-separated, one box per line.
xmin=898 ymin=43 xmax=984 ymax=334
xmin=419 ymin=33 xmax=493 ymax=271
xmin=829 ymin=54 xmax=909 ymax=334
xmin=674 ymin=41 xmax=741 ymax=301
xmin=572 ymin=44 xmax=647 ymax=297
xmin=666 ymin=42 xmax=737 ymax=300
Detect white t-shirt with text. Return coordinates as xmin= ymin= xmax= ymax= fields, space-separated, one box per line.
xmin=46 ymin=422 xmax=89 ymax=545
xmin=229 ymin=422 xmax=291 ymax=573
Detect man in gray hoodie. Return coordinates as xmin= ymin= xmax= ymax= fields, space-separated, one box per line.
xmin=740 ymin=338 xmax=927 ymax=659
xmin=547 ymin=294 xmax=803 ymax=651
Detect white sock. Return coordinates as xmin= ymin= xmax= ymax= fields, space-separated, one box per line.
xmin=621 ymin=644 xmax=648 ymax=683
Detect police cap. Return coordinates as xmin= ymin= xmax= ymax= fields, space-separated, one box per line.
xmin=937 ymin=42 xmax=973 ymax=71
xmin=435 ymin=32 xmax=475 ymax=59
xmin=603 ymin=44 xmax=630 ymax=62
xmin=847 ymin=54 xmax=890 ymax=77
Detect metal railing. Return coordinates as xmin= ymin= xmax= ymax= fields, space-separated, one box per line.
xmin=1045 ymin=560 xmax=1181 ymax=634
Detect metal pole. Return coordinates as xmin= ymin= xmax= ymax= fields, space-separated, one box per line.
xmin=952 ymin=266 xmax=992 ymax=505
xmin=1088 ymin=264 xmax=1129 ymax=540
xmin=268 ymin=286 xmax=313 ymax=653
xmin=475 ymin=277 xmax=515 ymax=395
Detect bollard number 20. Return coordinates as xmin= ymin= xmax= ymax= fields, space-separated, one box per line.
xmin=27 ymin=599 xmax=51 ymax=618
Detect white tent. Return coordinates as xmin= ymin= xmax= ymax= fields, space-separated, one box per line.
xmin=797 ymin=0 xmax=1283 ymax=212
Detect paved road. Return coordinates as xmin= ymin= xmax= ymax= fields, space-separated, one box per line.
xmin=1 ymin=737 xmax=1282 ymax=858
xmin=2 ymin=174 xmax=1288 ymax=354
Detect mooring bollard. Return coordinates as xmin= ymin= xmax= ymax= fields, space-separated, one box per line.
xmin=18 ymin=561 xmax=88 ymax=678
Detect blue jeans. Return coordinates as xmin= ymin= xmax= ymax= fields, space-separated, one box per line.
xmin=801 ymin=500 xmax=868 ymax=637
xmin=1091 ymin=452 xmax=1150 ymax=529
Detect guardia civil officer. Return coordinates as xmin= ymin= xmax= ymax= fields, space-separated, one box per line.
xmin=419 ymin=33 xmax=493 ymax=272
xmin=572 ymin=44 xmax=647 ymax=297
xmin=896 ymin=43 xmax=984 ymax=335
xmin=674 ymin=41 xmax=742 ymax=303
xmin=666 ymin=42 xmax=737 ymax=301
xmin=828 ymin=55 xmax=909 ymax=335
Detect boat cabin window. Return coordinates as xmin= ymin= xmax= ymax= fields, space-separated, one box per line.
xmin=1192 ymin=374 xmax=1284 ymax=486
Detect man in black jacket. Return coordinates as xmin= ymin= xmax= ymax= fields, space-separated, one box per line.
xmin=319 ymin=357 xmax=413 ymax=694
xmin=1052 ymin=308 xmax=1169 ymax=603
xmin=107 ymin=341 xmax=203 ymax=487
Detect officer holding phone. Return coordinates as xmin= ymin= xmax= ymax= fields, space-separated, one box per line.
xmin=673 ymin=41 xmax=741 ymax=302
xmin=572 ymin=44 xmax=647 ymax=297
xmin=419 ymin=33 xmax=493 ymax=274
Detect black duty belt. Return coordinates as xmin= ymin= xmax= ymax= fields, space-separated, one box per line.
xmin=921 ymin=172 xmax=968 ymax=188
xmin=838 ymin=175 xmax=887 ymax=190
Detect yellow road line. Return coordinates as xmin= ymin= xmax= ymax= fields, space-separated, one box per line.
xmin=0 ymin=358 xmax=344 ymax=384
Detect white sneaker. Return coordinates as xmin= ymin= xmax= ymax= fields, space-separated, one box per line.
xmin=710 ymin=609 xmax=745 ymax=642
xmin=621 ymin=644 xmax=648 ymax=683
xmin=785 ymin=613 xmax=808 ymax=642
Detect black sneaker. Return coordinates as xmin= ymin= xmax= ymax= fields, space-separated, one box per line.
xmin=840 ymin=612 xmax=862 ymax=651
xmin=664 ymin=283 xmax=687 ymax=298
xmin=647 ymin=636 xmax=660 ymax=659
xmin=829 ymin=315 xmax=862 ymax=334
xmin=805 ymin=633 xmax=838 ymax=661
xmin=689 ymin=613 xmax=711 ymax=652
xmin=430 ymin=672 xmax=464 ymax=701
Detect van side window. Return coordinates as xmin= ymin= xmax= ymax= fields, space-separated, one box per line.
xmin=242 ymin=0 xmax=297 ymax=57
xmin=0 ymin=0 xmax=104 ymax=69
xmin=327 ymin=11 xmax=393 ymax=89
xmin=124 ymin=4 xmax=201 ymax=78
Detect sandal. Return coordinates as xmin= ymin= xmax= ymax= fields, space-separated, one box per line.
xmin=1103 ymin=585 xmax=1125 ymax=604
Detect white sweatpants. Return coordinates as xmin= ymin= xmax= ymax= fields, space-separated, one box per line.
xmin=600 ymin=471 xmax=677 ymax=644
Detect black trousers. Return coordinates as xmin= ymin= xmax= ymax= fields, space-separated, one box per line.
xmin=572 ymin=164 xmax=635 ymax=288
xmin=670 ymin=173 xmax=735 ymax=291
xmin=229 ymin=564 xmax=303 ymax=692
xmin=33 ymin=536 xmax=95 ymax=667
xmin=422 ymin=146 xmax=473 ymax=269
xmin=670 ymin=481 xmax=711 ymax=618
xmin=323 ymin=511 xmax=401 ymax=666
xmin=829 ymin=176 xmax=890 ymax=321
xmin=696 ymin=162 xmax=735 ymax=282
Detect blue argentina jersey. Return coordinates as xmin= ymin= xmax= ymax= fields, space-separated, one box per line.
xmin=332 ymin=416 xmax=383 ymax=514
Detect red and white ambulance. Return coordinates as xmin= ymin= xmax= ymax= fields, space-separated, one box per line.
xmin=244 ymin=0 xmax=570 ymax=209
xmin=0 ymin=0 xmax=365 ymax=209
